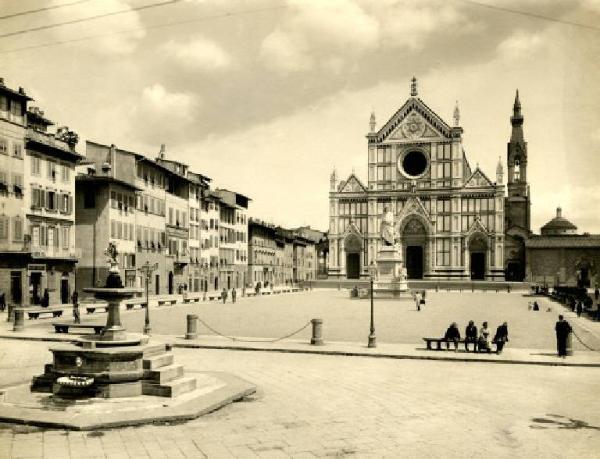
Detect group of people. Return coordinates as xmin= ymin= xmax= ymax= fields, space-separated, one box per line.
xmin=221 ymin=287 xmax=237 ymax=304
xmin=443 ymin=321 xmax=509 ymax=354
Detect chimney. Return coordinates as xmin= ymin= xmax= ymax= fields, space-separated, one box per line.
xmin=557 ymin=207 xmax=562 ymax=218
xmin=158 ymin=144 xmax=166 ymax=160
xmin=0 ymin=78 xmax=4 ymax=86
xmin=18 ymin=87 xmax=26 ymax=95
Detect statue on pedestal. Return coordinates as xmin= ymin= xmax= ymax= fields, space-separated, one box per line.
xmin=380 ymin=207 xmax=396 ymax=246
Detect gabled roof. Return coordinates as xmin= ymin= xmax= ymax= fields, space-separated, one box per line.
xmin=337 ymin=173 xmax=367 ymax=194
xmin=464 ymin=167 xmax=494 ymax=188
xmin=371 ymin=97 xmax=452 ymax=143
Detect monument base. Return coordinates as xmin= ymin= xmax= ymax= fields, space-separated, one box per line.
xmin=373 ymin=246 xmax=411 ymax=299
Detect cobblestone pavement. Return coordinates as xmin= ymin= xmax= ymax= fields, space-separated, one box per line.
xmin=1 ymin=340 xmax=599 ymax=458
xmin=17 ymin=290 xmax=599 ymax=351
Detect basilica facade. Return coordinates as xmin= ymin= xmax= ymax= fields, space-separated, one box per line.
xmin=327 ymin=78 xmax=528 ymax=281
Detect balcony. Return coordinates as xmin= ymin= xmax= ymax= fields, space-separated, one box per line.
xmin=26 ymin=128 xmax=71 ymax=152
xmin=30 ymin=245 xmax=81 ymax=260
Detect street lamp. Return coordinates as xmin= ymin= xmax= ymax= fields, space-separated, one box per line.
xmin=368 ymin=261 xmax=377 ymax=348
xmin=138 ymin=261 xmax=158 ymax=335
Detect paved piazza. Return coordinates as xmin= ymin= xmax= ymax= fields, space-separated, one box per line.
xmin=42 ymin=290 xmax=600 ymax=351
xmin=0 ymin=339 xmax=598 ymax=458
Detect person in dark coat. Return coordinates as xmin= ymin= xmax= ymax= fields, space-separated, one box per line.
xmin=555 ymin=315 xmax=572 ymax=358
xmin=532 ymin=301 xmax=540 ymax=311
xmin=71 ymin=290 xmax=80 ymax=324
xmin=576 ymin=301 xmax=583 ymax=318
xmin=464 ymin=321 xmax=478 ymax=351
xmin=493 ymin=322 xmax=509 ymax=354
xmin=41 ymin=289 xmax=50 ymax=308
xmin=444 ymin=322 xmax=461 ymax=351
xmin=221 ymin=288 xmax=228 ymax=304
xmin=231 ymin=288 xmax=236 ymax=303
xmin=0 ymin=290 xmax=5 ymax=312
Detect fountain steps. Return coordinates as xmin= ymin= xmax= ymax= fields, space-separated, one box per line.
xmin=143 ymin=353 xmax=174 ymax=370
xmin=144 ymin=364 xmax=184 ymax=383
xmin=142 ymin=344 xmax=169 ymax=358
xmin=142 ymin=376 xmax=197 ymax=398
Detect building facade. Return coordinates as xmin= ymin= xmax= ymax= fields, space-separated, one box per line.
xmin=0 ymin=79 xmax=81 ymax=307
xmin=248 ymin=218 xmax=277 ymax=287
xmin=328 ymin=78 xmax=505 ymax=281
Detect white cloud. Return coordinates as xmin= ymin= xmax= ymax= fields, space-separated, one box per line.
xmin=162 ymin=37 xmax=231 ymax=71
xmin=48 ymin=0 xmax=145 ymax=55
xmin=140 ymin=83 xmax=198 ymax=119
xmin=260 ymin=0 xmax=379 ymax=74
xmin=497 ymin=31 xmax=544 ymax=60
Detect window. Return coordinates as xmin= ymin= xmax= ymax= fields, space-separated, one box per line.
xmin=12 ymin=173 xmax=23 ymax=197
xmin=12 ymin=217 xmax=22 ymax=241
xmin=0 ymin=216 xmax=8 ymax=239
xmin=13 ymin=143 xmax=22 ymax=158
xmin=436 ymin=238 xmax=451 ymax=266
xmin=47 ymin=160 xmax=56 ymax=181
xmin=111 ymin=221 xmax=117 ymax=238
xmin=0 ymin=95 xmax=7 ymax=112
xmin=62 ymin=226 xmax=69 ymax=249
xmin=61 ymin=164 xmax=70 ymax=182
xmin=31 ymin=156 xmax=41 ymax=175
xmin=0 ymin=138 xmax=7 ymax=155
xmin=0 ymin=170 xmax=7 ymax=194
xmin=46 ymin=191 xmax=56 ymax=211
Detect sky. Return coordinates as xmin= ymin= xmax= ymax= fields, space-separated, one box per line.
xmin=1 ymin=0 xmax=599 ymax=233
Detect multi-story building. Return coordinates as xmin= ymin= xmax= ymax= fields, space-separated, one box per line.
xmin=248 ymin=218 xmax=277 ymax=287
xmin=214 ymin=189 xmax=250 ymax=290
xmin=199 ymin=191 xmax=221 ymax=292
xmin=328 ymin=78 xmax=505 ymax=281
xmin=0 ymin=78 xmax=81 ymax=307
xmin=186 ymin=170 xmax=211 ymax=293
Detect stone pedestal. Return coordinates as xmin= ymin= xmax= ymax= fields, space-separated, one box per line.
xmin=373 ymin=246 xmax=411 ymax=299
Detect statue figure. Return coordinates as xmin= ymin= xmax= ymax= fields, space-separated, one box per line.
xmin=380 ymin=207 xmax=396 ymax=246
xmin=104 ymin=242 xmax=123 ymax=288
xmin=105 ymin=242 xmax=119 ymax=270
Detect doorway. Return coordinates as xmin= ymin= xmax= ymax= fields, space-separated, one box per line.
xmin=346 ymin=253 xmax=360 ymax=279
xmin=30 ymin=272 xmax=42 ymax=305
xmin=155 ymin=274 xmax=160 ymax=295
xmin=406 ymin=246 xmax=424 ymax=279
xmin=168 ymin=271 xmax=174 ymax=294
xmin=60 ymin=276 xmax=69 ymax=304
xmin=10 ymin=271 xmax=22 ymax=305
xmin=505 ymin=262 xmax=523 ymax=282
xmin=470 ymin=253 xmax=485 ymax=280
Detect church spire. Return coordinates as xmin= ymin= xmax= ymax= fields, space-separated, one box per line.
xmin=410 ymin=76 xmax=418 ymax=97
xmin=369 ymin=111 xmax=376 ymax=133
xmin=453 ymin=100 xmax=460 ymax=127
xmin=510 ymin=89 xmax=524 ymax=142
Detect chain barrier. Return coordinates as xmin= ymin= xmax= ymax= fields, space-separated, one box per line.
xmin=571 ymin=328 xmax=599 ymax=352
xmin=196 ymin=317 xmax=312 ymax=343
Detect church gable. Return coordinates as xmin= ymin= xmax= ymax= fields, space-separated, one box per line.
xmin=338 ymin=174 xmax=367 ymax=193
xmin=464 ymin=168 xmax=493 ymax=188
xmin=466 ymin=216 xmax=489 ymax=236
xmin=376 ymin=98 xmax=452 ymax=143
xmin=395 ymin=196 xmax=434 ymax=231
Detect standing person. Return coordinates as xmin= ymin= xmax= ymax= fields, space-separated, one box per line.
xmin=595 ymin=285 xmax=599 ymax=301
xmin=414 ymin=291 xmax=421 ymax=311
xmin=41 ymin=289 xmax=50 ymax=308
xmin=221 ymin=288 xmax=228 ymax=304
xmin=576 ymin=300 xmax=583 ymax=318
xmin=478 ymin=321 xmax=492 ymax=353
xmin=493 ymin=322 xmax=509 ymax=354
xmin=464 ymin=320 xmax=478 ymax=351
xmin=555 ymin=315 xmax=572 ymax=358
xmin=443 ymin=322 xmax=461 ymax=351
xmin=231 ymin=288 xmax=237 ymax=304
xmin=0 ymin=289 xmax=5 ymax=312
xmin=71 ymin=290 xmax=80 ymax=324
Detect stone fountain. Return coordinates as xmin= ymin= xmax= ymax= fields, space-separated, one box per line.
xmin=0 ymin=243 xmax=257 ymax=429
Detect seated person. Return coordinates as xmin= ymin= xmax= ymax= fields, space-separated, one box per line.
xmin=444 ymin=322 xmax=461 ymax=351
xmin=464 ymin=320 xmax=478 ymax=351
xmin=493 ymin=322 xmax=509 ymax=354
xmin=478 ymin=321 xmax=492 ymax=353
xmin=532 ymin=301 xmax=540 ymax=311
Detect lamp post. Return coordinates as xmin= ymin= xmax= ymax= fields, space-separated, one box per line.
xmin=138 ymin=261 xmax=158 ymax=335
xmin=368 ymin=261 xmax=377 ymax=348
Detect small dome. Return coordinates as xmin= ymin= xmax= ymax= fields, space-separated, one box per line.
xmin=541 ymin=207 xmax=577 ymax=235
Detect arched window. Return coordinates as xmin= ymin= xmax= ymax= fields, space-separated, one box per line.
xmin=514 ymin=159 xmax=521 ymax=181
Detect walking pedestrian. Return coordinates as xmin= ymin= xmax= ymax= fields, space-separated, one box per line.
xmin=231 ymin=288 xmax=236 ymax=303
xmin=221 ymin=288 xmax=228 ymax=304
xmin=71 ymin=290 xmax=80 ymax=324
xmin=493 ymin=322 xmax=509 ymax=354
xmin=555 ymin=315 xmax=572 ymax=358
xmin=576 ymin=301 xmax=583 ymax=318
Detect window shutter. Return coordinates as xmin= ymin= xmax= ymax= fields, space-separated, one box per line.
xmin=68 ymin=195 xmax=73 ymax=214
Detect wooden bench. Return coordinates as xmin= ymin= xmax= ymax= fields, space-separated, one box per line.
xmin=207 ymin=294 xmax=221 ymax=301
xmin=53 ymin=323 xmax=104 ymax=334
xmin=23 ymin=307 xmax=66 ymax=319
xmin=125 ymin=301 xmax=147 ymax=310
xmin=157 ymin=298 xmax=177 ymax=306
xmin=85 ymin=305 xmax=108 ymax=314
xmin=423 ymin=337 xmax=498 ymax=352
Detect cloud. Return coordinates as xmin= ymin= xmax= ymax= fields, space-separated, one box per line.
xmin=259 ymin=0 xmax=379 ymax=74
xmin=162 ymin=37 xmax=231 ymax=71
xmin=46 ymin=0 xmax=146 ymax=55
xmin=140 ymin=83 xmax=198 ymax=118
xmin=497 ymin=31 xmax=544 ymax=60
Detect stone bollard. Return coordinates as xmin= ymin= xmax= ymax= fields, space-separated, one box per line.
xmin=13 ymin=308 xmax=24 ymax=332
xmin=310 ymin=318 xmax=323 ymax=345
xmin=185 ymin=314 xmax=198 ymax=340
xmin=566 ymin=332 xmax=573 ymax=356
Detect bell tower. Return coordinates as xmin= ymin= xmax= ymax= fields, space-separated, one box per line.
xmin=505 ymin=90 xmax=531 ymax=232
